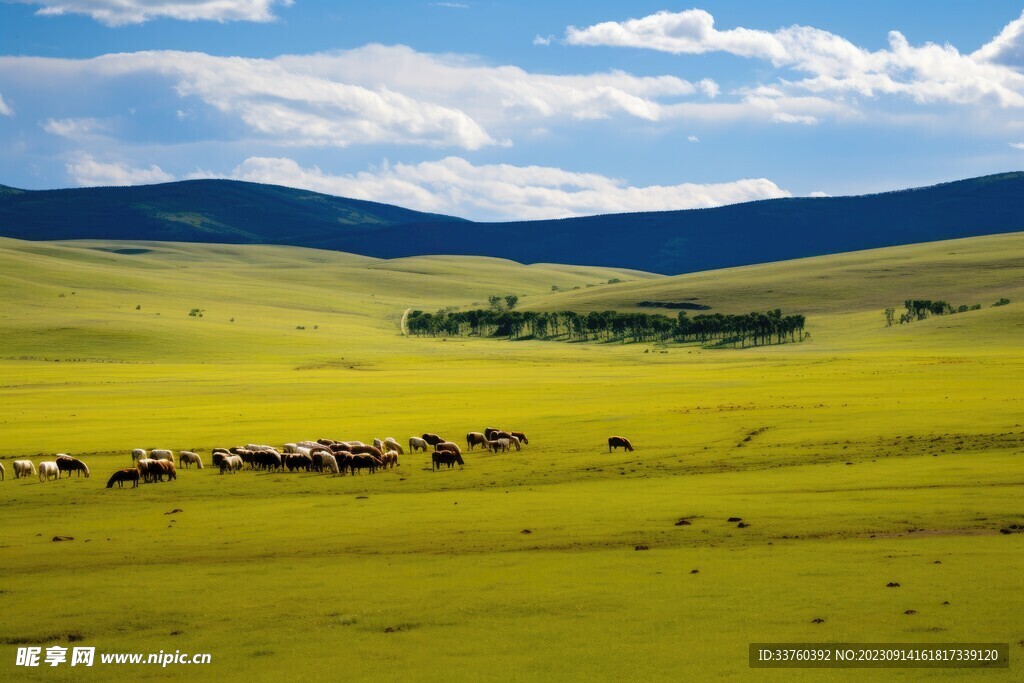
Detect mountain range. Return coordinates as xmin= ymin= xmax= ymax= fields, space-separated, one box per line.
xmin=2 ymin=172 xmax=1024 ymax=274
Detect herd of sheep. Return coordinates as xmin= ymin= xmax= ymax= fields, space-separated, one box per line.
xmin=0 ymin=431 xmax=641 ymax=488
xmin=0 ymin=427 xmax=560 ymax=489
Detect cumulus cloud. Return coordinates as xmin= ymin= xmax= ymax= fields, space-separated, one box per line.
xmin=533 ymin=34 xmax=554 ymax=46
xmin=14 ymin=0 xmax=292 ymax=26
xmin=771 ymin=112 xmax=818 ymax=125
xmin=0 ymin=93 xmax=11 ymax=116
xmin=66 ymin=154 xmax=174 ymax=186
xmin=1009 ymin=142 xmax=1024 ymax=150
xmin=565 ymin=8 xmax=1024 ymax=109
xmin=217 ymin=155 xmax=790 ymax=220
xmin=41 ymin=117 xmax=106 ymax=138
xmin=0 ymin=46 xmax=722 ymax=150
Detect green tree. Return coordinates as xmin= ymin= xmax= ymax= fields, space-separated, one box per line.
xmin=505 ymin=295 xmax=519 ymax=310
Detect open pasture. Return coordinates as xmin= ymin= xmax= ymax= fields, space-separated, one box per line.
xmin=1 ymin=234 xmax=1023 ymax=680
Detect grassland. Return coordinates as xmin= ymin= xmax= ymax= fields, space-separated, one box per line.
xmin=0 ymin=234 xmax=1022 ymax=681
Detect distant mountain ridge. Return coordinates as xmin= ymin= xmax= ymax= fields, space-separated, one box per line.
xmin=2 ymin=173 xmax=1024 ymax=274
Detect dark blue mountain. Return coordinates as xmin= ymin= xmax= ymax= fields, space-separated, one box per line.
xmin=2 ymin=173 xmax=1023 ymax=274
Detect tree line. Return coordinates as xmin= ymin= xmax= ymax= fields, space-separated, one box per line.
xmin=884 ymin=297 xmax=1009 ymax=326
xmin=406 ymin=308 xmax=807 ymax=347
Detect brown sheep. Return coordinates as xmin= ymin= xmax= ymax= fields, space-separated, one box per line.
xmin=350 ymin=444 xmax=383 ymax=458
xmin=434 ymin=441 xmax=462 ymax=457
xmin=466 ymin=432 xmax=487 ymax=450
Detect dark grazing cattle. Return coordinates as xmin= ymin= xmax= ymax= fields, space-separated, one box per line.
xmin=56 ymin=455 xmax=90 ymax=478
xmin=432 ymin=451 xmax=464 ymax=470
xmin=511 ymin=431 xmax=528 ymax=445
xmin=255 ymin=451 xmax=283 ymax=471
xmin=211 ymin=452 xmax=227 ymax=468
xmin=608 ymin=436 xmax=634 ymax=452
xmin=285 ymin=454 xmax=313 ymax=472
xmin=349 ymin=454 xmax=380 ymax=475
xmin=421 ymin=433 xmax=446 ymax=446
xmin=466 ymin=432 xmax=487 ymax=450
xmin=106 ymin=468 xmax=140 ymax=488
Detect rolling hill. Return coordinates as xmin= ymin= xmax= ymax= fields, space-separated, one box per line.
xmin=4 ymin=172 xmax=1024 ymax=273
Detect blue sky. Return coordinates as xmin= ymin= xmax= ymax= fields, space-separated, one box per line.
xmin=1 ymin=1 xmax=1024 ymax=220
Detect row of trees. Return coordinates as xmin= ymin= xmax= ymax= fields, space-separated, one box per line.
xmin=884 ymin=298 xmax=984 ymax=326
xmin=406 ymin=308 xmax=807 ymax=347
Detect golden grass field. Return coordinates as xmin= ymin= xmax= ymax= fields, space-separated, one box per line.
xmin=1 ymin=233 xmax=1022 ymax=681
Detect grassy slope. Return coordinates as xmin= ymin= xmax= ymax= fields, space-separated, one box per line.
xmin=0 ymin=235 xmax=1022 ymax=681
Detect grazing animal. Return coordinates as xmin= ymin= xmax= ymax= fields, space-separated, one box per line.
xmin=381 ymin=450 xmax=399 ymax=469
xmin=511 ymin=431 xmax=528 ymax=445
xmin=38 ymin=461 xmax=60 ymax=482
xmin=333 ymin=452 xmax=353 ymax=474
xmin=0 ymin=461 xmax=3 ymax=480
xmin=316 ymin=438 xmax=336 ymax=446
xmin=321 ymin=453 xmax=340 ymax=474
xmin=488 ymin=439 xmax=509 ymax=454
xmin=383 ymin=437 xmax=404 ymax=455
xmin=350 ymin=444 xmax=383 ymax=458
xmin=219 ymin=455 xmax=243 ymax=474
xmin=179 ymin=451 xmax=203 ymax=469
xmin=421 ymin=433 xmax=445 ymax=446
xmin=13 ymin=460 xmax=36 ymax=478
xmin=508 ymin=435 xmax=522 ymax=451
xmin=349 ymin=454 xmax=379 ymax=475
xmin=466 ymin=432 xmax=487 ymax=450
xmin=432 ymin=451 xmax=464 ymax=470
xmin=373 ymin=438 xmax=384 ymax=452
xmin=310 ymin=445 xmax=331 ymax=455
xmin=149 ymin=460 xmax=176 ymax=482
xmin=286 ymin=454 xmax=313 ymax=472
xmin=212 ymin=447 xmax=230 ymax=455
xmin=106 ymin=468 xmax=140 ymax=488
xmin=256 ymin=451 xmax=282 ymax=471
xmin=608 ymin=436 xmax=634 ymax=452
xmin=136 ymin=458 xmax=155 ymax=482
xmin=150 ymin=449 xmax=174 ymax=464
xmin=408 ymin=437 xmax=428 ymax=453
xmin=56 ymin=455 xmax=90 ymax=478
xmin=434 ymin=441 xmax=462 ymax=457
xmin=328 ymin=443 xmax=352 ymax=454
xmin=211 ymin=452 xmax=227 ymax=468
xmin=131 ymin=448 xmax=147 ymax=463
xmin=492 ymin=430 xmax=513 ymax=441
xmin=283 ymin=443 xmax=299 ymax=454
xmin=484 ymin=427 xmax=500 ymax=440
xmin=343 ymin=441 xmax=365 ymax=448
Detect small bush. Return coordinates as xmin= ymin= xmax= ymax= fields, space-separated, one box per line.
xmin=992 ymin=298 xmax=1011 ymax=307
xmin=188 ymin=308 xmax=204 ymax=318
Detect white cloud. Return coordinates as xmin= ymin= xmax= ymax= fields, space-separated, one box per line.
xmin=533 ymin=34 xmax=554 ymax=46
xmin=431 ymin=2 xmax=469 ymax=8
xmin=15 ymin=0 xmax=293 ymax=26
xmin=0 ymin=93 xmax=12 ymax=116
xmin=66 ymin=154 xmax=174 ymax=186
xmin=808 ymin=191 xmax=830 ymax=197
xmin=771 ymin=112 xmax=818 ymax=125
xmin=687 ymin=135 xmax=699 ymax=142
xmin=41 ymin=117 xmax=106 ymax=138
xmin=565 ymin=8 xmax=1024 ymax=110
xmin=216 ymin=155 xmax=790 ymax=220
xmin=1009 ymin=142 xmax=1024 ymax=150
xmin=0 ymin=46 xmax=723 ymax=150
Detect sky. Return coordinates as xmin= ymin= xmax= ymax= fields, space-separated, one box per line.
xmin=2 ymin=1 xmax=1024 ymax=220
